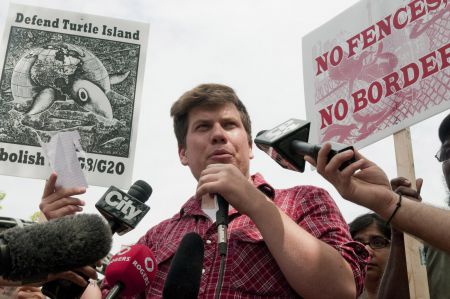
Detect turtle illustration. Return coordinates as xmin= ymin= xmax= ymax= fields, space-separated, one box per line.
xmin=10 ymin=43 xmax=130 ymax=120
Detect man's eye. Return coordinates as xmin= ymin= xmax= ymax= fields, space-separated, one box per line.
xmin=224 ymin=122 xmax=237 ymax=129
xmin=195 ymin=124 xmax=209 ymax=131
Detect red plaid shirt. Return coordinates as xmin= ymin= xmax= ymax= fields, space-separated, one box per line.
xmin=102 ymin=173 xmax=368 ymax=298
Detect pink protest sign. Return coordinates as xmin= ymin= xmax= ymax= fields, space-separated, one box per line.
xmin=303 ymin=0 xmax=450 ymax=148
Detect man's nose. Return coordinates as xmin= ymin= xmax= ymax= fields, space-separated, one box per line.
xmin=211 ymin=124 xmax=227 ymax=143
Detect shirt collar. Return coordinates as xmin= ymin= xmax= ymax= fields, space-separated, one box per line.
xmin=251 ymin=172 xmax=275 ymax=199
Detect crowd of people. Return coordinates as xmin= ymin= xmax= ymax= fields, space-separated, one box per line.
xmin=1 ymin=83 xmax=449 ymax=298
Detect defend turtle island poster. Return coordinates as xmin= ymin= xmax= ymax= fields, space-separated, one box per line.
xmin=0 ymin=4 xmax=149 ymax=188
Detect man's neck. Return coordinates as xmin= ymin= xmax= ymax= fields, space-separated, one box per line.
xmin=201 ymin=194 xmax=216 ymax=209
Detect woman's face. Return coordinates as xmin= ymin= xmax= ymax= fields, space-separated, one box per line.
xmin=353 ymin=223 xmax=390 ymax=284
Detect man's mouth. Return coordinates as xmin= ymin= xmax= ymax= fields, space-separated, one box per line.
xmin=209 ymin=149 xmax=232 ymax=160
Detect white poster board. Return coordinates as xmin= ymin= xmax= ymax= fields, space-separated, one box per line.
xmin=303 ymin=0 xmax=450 ymax=148
xmin=0 ymin=4 xmax=149 ymax=188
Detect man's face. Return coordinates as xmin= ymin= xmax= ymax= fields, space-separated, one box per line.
xmin=178 ymin=103 xmax=253 ymax=180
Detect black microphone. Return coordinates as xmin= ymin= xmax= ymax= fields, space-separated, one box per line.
xmin=215 ymin=194 xmax=228 ymax=256
xmin=42 ymin=180 xmax=153 ymax=299
xmin=96 ymin=180 xmax=153 ymax=235
xmin=162 ymin=232 xmax=204 ymax=299
xmin=0 ymin=214 xmax=112 ymax=283
xmin=254 ymin=118 xmax=355 ymax=172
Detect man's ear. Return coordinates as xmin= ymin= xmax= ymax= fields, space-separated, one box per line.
xmin=249 ymin=141 xmax=254 ymax=160
xmin=179 ymin=145 xmax=189 ymax=166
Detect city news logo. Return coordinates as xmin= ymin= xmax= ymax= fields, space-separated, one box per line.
xmin=104 ymin=189 xmax=143 ymax=220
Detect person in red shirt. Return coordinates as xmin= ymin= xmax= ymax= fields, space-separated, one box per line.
xmin=101 ymin=83 xmax=368 ymax=298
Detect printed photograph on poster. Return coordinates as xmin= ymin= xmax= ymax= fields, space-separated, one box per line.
xmin=0 ymin=4 xmax=149 ymax=188
xmin=302 ymin=0 xmax=450 ymax=149
xmin=2 ymin=29 xmax=139 ymax=155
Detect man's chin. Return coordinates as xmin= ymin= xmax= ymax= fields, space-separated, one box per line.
xmin=209 ymin=156 xmax=233 ymax=164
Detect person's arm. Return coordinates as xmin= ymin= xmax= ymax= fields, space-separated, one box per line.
xmin=377 ymin=228 xmax=410 ymax=299
xmin=377 ymin=177 xmax=422 ymax=299
xmin=0 ymin=265 xmax=96 ymax=288
xmin=196 ymin=163 xmax=357 ymax=299
xmin=39 ymin=172 xmax=86 ymax=220
xmin=80 ymin=280 xmax=102 ymax=299
xmin=304 ymin=143 xmax=450 ymax=253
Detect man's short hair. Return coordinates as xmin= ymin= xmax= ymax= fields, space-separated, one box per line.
xmin=438 ymin=113 xmax=450 ymax=144
xmin=170 ymin=83 xmax=252 ymax=147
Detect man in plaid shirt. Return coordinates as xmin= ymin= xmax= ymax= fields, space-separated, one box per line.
xmin=102 ymin=83 xmax=368 ymax=298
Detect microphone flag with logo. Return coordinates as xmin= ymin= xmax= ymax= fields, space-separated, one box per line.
xmin=104 ymin=243 xmax=157 ymax=298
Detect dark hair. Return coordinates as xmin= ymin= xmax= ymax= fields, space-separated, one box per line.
xmin=170 ymin=83 xmax=252 ymax=147
xmin=349 ymin=213 xmax=391 ymax=240
xmin=439 ymin=113 xmax=450 ymax=144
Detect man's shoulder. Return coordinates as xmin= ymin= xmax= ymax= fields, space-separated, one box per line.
xmin=146 ymin=215 xmax=180 ymax=236
xmin=272 ymin=184 xmax=338 ymax=217
xmin=252 ymin=172 xmax=329 ymax=196
xmin=276 ymin=184 xmax=330 ymax=198
xmin=138 ymin=214 xmax=181 ymax=245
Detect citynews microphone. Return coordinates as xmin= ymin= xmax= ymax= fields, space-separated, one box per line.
xmin=0 ymin=214 xmax=112 ymax=283
xmin=162 ymin=232 xmax=204 ymax=299
xmin=104 ymin=244 xmax=157 ymax=299
xmin=96 ymin=180 xmax=153 ymax=235
xmin=254 ymin=118 xmax=355 ymax=172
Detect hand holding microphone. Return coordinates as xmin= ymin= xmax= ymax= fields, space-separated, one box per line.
xmin=254 ymin=118 xmax=355 ymax=172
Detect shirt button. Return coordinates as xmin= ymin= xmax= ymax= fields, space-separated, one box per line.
xmin=202 ymin=268 xmax=205 ymax=274
xmin=206 ymin=239 xmax=212 ymax=244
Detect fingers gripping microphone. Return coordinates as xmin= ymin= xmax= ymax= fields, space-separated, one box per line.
xmin=104 ymin=244 xmax=157 ymax=299
xmin=255 ymin=118 xmax=355 ymax=172
xmin=162 ymin=232 xmax=204 ymax=299
xmin=0 ymin=214 xmax=112 ymax=283
xmin=96 ymin=180 xmax=153 ymax=235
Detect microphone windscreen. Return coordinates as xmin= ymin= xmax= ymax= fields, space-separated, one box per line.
xmin=0 ymin=214 xmax=112 ymax=281
xmin=127 ymin=180 xmax=152 ymax=203
xmin=162 ymin=232 xmax=204 ymax=299
xmin=105 ymin=244 xmax=157 ymax=296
